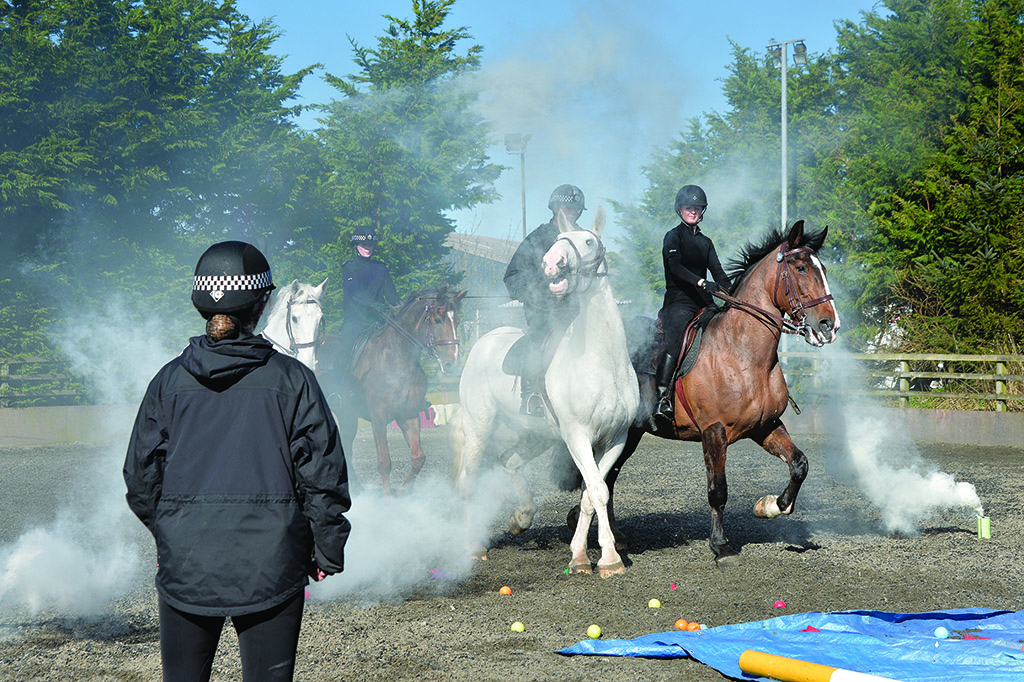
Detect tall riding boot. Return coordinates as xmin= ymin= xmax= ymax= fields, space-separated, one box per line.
xmin=653 ymin=353 xmax=677 ymax=421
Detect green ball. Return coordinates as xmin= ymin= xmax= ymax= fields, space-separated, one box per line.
xmin=587 ymin=624 xmax=602 ymax=639
xmin=510 ymin=621 xmax=525 ymax=633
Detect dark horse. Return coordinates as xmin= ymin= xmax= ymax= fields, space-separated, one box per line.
xmin=571 ymin=221 xmax=840 ymax=563
xmin=337 ymin=285 xmax=466 ymax=497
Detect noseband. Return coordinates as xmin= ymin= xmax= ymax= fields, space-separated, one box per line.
xmin=379 ymin=294 xmax=460 ymax=372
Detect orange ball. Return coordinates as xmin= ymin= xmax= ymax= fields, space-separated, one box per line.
xmin=686 ymin=621 xmax=701 ymax=631
xmin=674 ymin=618 xmax=689 ymax=630
xmin=499 ymin=585 xmax=512 ymax=595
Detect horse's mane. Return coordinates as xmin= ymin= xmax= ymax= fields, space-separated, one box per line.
xmin=725 ymin=225 xmax=827 ymax=285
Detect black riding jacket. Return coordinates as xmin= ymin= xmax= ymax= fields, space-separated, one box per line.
xmin=661 ymin=221 xmax=731 ymax=310
xmin=124 ymin=333 xmax=351 ymax=616
xmin=342 ymin=255 xmax=399 ymax=328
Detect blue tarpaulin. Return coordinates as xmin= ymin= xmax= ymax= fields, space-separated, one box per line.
xmin=558 ymin=609 xmax=1024 ymax=681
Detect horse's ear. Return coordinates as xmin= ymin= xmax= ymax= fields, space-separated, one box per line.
xmin=314 ymin=277 xmax=328 ymax=296
xmin=455 ymin=290 xmax=467 ymax=302
xmin=556 ymin=210 xmax=574 ymax=233
xmin=787 ymin=220 xmax=806 ymax=248
xmin=591 ymin=206 xmax=606 ymax=239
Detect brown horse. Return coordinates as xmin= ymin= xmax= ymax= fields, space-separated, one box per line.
xmin=337 ymin=285 xmax=465 ymax=497
xmin=572 ymin=221 xmax=840 ymax=563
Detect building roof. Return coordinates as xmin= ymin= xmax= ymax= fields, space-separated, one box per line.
xmin=445 ymin=233 xmax=519 ymax=265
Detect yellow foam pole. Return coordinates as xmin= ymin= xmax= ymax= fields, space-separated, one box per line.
xmin=739 ymin=650 xmax=903 ymax=682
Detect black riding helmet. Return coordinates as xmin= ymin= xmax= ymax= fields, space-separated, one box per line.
xmin=674 ymin=185 xmax=708 ymax=214
xmin=548 ymin=184 xmax=586 ymax=212
xmin=191 ymin=241 xmax=275 ymax=318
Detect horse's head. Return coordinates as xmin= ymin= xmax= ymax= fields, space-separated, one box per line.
xmin=262 ymin=278 xmax=327 ymax=371
xmin=414 ymin=284 xmax=466 ymax=374
xmin=543 ymin=206 xmax=608 ymax=297
xmin=772 ymin=221 xmax=840 ymax=346
xmin=728 ymin=221 xmax=840 ymax=347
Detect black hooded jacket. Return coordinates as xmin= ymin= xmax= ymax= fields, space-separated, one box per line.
xmin=124 ymin=333 xmax=351 ymax=616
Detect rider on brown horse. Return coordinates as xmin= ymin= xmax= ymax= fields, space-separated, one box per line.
xmin=502 ymin=184 xmax=586 ymax=417
xmin=338 ymin=226 xmax=399 ymax=374
xmin=653 ymin=185 xmax=732 ymax=422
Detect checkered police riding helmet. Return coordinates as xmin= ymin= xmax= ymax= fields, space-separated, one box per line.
xmin=191 ymin=241 xmax=275 ymax=317
xmin=547 ymin=184 xmax=586 ymax=212
xmin=350 ymin=227 xmax=379 ymax=244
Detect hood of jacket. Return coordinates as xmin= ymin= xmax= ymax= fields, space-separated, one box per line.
xmin=179 ymin=333 xmax=276 ymax=387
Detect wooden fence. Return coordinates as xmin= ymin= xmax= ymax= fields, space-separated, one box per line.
xmin=0 ymin=357 xmax=85 ymax=408
xmin=779 ymin=351 xmax=1024 ymax=412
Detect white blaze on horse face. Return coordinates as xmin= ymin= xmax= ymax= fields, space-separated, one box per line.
xmin=811 ymin=254 xmax=840 ymax=341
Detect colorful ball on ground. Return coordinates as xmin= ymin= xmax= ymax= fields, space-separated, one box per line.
xmin=510 ymin=621 xmax=525 ymax=632
xmin=648 ymin=598 xmax=661 ymax=608
xmin=586 ymin=624 xmax=602 ymax=639
xmin=499 ymin=585 xmax=512 ymax=595
xmin=675 ymin=618 xmax=689 ymax=630
xmin=934 ymin=626 xmax=950 ymax=639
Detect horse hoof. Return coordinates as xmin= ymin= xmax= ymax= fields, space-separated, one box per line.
xmin=470 ymin=547 xmax=489 ymax=561
xmin=509 ymin=516 xmax=524 ymax=535
xmin=754 ymin=495 xmax=783 ymax=519
xmin=713 ymin=546 xmax=741 ymax=565
xmin=568 ymin=562 xmax=593 ymax=575
xmin=597 ymin=561 xmax=625 ymax=578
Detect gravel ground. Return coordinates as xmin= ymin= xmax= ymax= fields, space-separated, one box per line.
xmin=0 ymin=421 xmax=1021 ymax=682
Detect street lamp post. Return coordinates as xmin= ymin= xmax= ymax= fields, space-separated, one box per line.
xmin=766 ymin=38 xmax=807 ymax=230
xmin=504 ymin=133 xmax=531 ymax=240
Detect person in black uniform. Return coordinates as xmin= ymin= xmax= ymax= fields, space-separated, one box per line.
xmin=653 ymin=185 xmax=732 ymax=421
xmin=338 ymin=226 xmax=400 ymax=373
xmin=503 ymin=184 xmax=585 ymax=416
xmin=124 ymin=241 xmax=351 ymax=682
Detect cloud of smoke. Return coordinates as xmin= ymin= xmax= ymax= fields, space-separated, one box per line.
xmin=0 ymin=299 xmax=178 ymax=617
xmin=311 ymin=469 xmax=508 ymax=602
xmin=813 ymin=342 xmax=983 ymax=535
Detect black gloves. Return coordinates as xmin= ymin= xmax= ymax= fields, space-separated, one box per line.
xmin=700 ymin=279 xmax=723 ymax=294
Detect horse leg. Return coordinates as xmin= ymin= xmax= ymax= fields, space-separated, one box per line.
xmin=452 ymin=407 xmax=494 ymax=561
xmin=751 ymin=419 xmax=807 ymax=519
xmin=369 ymin=417 xmax=394 ymax=498
xmin=566 ymin=425 xmax=643 ymax=552
xmin=502 ymin=450 xmax=537 ymax=535
xmin=337 ymin=411 xmax=362 ymax=496
xmin=397 ymin=416 xmax=425 ymax=491
xmin=567 ymin=432 xmax=626 ymax=577
xmin=702 ymin=421 xmax=739 ymax=563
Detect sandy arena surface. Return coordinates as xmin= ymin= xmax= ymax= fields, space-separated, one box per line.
xmin=0 ymin=420 xmax=1021 ymax=681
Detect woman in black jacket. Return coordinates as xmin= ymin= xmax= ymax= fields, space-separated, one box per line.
xmin=124 ymin=241 xmax=351 ymax=682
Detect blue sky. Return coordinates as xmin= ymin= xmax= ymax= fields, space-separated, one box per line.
xmin=233 ymin=1 xmax=883 ymax=243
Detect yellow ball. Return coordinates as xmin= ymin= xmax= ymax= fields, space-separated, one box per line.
xmin=648 ymin=598 xmax=662 ymax=609
xmin=586 ymin=624 xmax=602 ymax=639
xmin=510 ymin=621 xmax=525 ymax=632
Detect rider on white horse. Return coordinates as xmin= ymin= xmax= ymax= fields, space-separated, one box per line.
xmin=502 ymin=184 xmax=586 ymax=417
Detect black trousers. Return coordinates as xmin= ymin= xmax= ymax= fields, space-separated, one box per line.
xmin=660 ymin=300 xmax=700 ymax=357
xmin=159 ymin=591 xmax=304 ymax=682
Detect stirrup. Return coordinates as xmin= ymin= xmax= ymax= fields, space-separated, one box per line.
xmin=653 ymin=394 xmax=674 ymax=421
xmin=521 ymin=393 xmax=546 ymax=417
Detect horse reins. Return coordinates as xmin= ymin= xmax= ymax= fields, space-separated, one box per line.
xmin=378 ymin=295 xmax=460 ymax=370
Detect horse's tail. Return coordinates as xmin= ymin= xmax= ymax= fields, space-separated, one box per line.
xmin=450 ymin=405 xmax=466 ymax=485
xmin=550 ymin=442 xmax=583 ymax=492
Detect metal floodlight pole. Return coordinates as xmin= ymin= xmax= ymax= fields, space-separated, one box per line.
xmin=766 ymin=38 xmax=805 ymax=231
xmin=504 ymin=133 xmax=532 ymax=239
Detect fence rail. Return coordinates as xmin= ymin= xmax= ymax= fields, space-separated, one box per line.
xmin=779 ymin=351 xmax=1024 ymax=412
xmin=0 ymin=357 xmax=86 ymax=408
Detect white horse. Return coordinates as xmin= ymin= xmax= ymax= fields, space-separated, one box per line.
xmin=259 ymin=278 xmax=328 ymax=372
xmin=453 ymin=207 xmax=640 ymax=577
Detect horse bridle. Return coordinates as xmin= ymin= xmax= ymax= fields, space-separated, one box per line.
xmin=281 ymin=297 xmax=325 ymax=354
xmin=379 ymin=294 xmax=460 ymax=371
xmin=551 ymin=230 xmax=608 ymax=294
xmin=713 ymin=243 xmax=834 ymax=336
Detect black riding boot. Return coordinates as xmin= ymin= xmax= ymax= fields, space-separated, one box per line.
xmin=653 ymin=353 xmax=677 ymax=421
